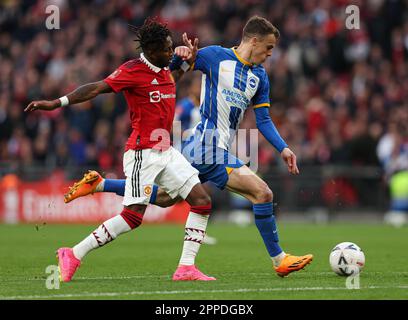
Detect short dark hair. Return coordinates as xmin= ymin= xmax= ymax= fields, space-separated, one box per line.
xmin=242 ymin=16 xmax=280 ymax=40
xmin=129 ymin=18 xmax=171 ymax=53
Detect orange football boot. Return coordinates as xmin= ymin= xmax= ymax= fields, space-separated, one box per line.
xmin=274 ymin=253 xmax=313 ymax=277
xmin=64 ymin=170 xmax=103 ymax=203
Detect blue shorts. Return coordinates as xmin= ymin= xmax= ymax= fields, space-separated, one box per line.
xmin=181 ymin=137 xmax=244 ymax=189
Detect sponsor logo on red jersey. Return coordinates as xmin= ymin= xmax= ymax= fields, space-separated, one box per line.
xmin=149 ymin=91 xmax=161 ymax=102
xmin=149 ymin=91 xmax=176 ymax=103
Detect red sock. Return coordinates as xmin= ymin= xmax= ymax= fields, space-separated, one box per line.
xmin=120 ymin=208 xmax=144 ymax=229
xmin=190 ymin=204 xmax=211 ymax=215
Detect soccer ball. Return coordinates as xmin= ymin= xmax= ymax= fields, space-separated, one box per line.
xmin=329 ymin=242 xmax=365 ymax=276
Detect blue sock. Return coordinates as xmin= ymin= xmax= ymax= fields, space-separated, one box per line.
xmin=103 ymin=179 xmax=126 ymax=196
xmin=253 ymin=202 xmax=283 ymax=257
xmin=103 ymin=179 xmax=158 ymax=204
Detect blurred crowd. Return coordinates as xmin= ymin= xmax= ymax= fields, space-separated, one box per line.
xmin=0 ymin=0 xmax=407 ymax=179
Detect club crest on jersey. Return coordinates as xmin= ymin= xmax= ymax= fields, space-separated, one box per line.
xmin=143 ymin=185 xmax=152 ymax=196
xmin=149 ymin=91 xmax=161 ymax=103
xmin=248 ymin=77 xmax=257 ymax=89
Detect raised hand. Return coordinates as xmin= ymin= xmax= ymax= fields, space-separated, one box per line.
xmin=181 ymin=32 xmax=199 ymax=63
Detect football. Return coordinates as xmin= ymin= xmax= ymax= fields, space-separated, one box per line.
xmin=329 ymin=242 xmax=365 ymax=276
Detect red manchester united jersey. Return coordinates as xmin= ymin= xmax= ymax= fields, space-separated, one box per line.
xmin=104 ymin=53 xmax=176 ymax=151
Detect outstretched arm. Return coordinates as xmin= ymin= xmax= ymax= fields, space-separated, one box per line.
xmin=25 ymin=80 xmax=113 ymax=112
xmin=254 ymin=107 xmax=299 ymax=175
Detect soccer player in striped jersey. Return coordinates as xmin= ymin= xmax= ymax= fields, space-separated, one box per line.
xmin=65 ymin=16 xmax=313 ymax=278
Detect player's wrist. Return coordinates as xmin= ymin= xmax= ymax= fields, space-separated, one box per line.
xmin=169 ymin=54 xmax=183 ymax=71
xmin=58 ymin=96 xmax=69 ymax=108
xmin=279 ymin=146 xmax=289 ymax=154
xmin=180 ymin=61 xmax=191 ymax=72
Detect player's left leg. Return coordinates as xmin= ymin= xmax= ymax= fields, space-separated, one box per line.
xmin=172 ymin=182 xmax=216 ymax=280
xmin=156 ymin=146 xmax=215 ymax=281
xmin=226 ymin=165 xmax=313 ymax=277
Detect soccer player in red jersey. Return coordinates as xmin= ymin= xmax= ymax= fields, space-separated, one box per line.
xmin=25 ymin=19 xmax=215 ymax=282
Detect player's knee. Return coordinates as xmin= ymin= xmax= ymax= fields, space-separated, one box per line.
xmin=254 ymin=184 xmax=273 ymax=203
xmin=202 ymin=194 xmax=212 ymax=206
xmin=190 ymin=195 xmax=212 ymax=215
xmin=186 ymin=183 xmax=212 ymax=207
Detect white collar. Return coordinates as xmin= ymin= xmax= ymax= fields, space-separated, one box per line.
xmin=140 ymin=53 xmax=168 ymax=73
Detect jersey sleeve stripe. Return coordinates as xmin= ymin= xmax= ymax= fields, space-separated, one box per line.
xmin=253 ymin=103 xmax=270 ymax=109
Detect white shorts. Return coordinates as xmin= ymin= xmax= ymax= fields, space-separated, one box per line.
xmin=122 ymin=146 xmax=200 ymax=206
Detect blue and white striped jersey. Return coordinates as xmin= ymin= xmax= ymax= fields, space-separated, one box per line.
xmin=192 ymin=45 xmax=271 ymax=150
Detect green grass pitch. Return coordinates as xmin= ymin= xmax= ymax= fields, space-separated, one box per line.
xmin=0 ymin=222 xmax=407 ymax=300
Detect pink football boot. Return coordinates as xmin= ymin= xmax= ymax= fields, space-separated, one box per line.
xmin=172 ymin=265 xmax=216 ymax=281
xmin=56 ymin=248 xmax=81 ymax=282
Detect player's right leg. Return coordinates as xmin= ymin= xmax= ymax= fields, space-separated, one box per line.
xmin=226 ymin=165 xmax=313 ymax=277
xmin=57 ymin=203 xmax=145 ymax=282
